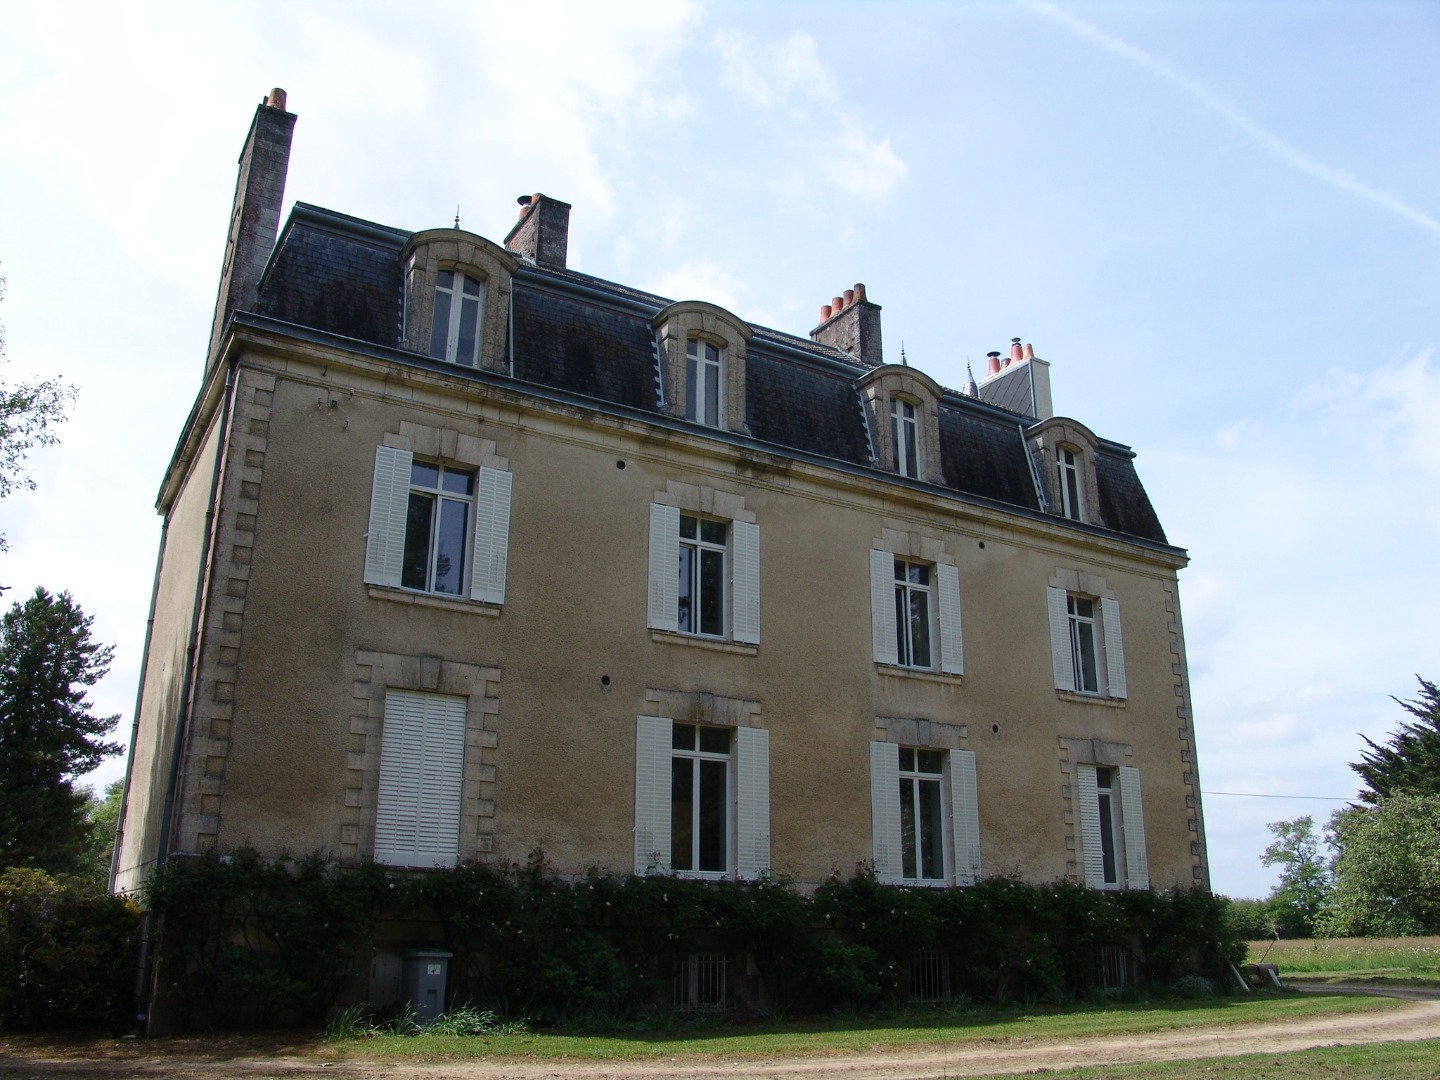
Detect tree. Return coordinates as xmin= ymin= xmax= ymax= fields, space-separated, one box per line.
xmin=1259 ymin=816 xmax=1331 ymax=937
xmin=1321 ymin=795 xmax=1440 ymax=936
xmin=0 ymin=268 xmax=75 ymax=551
xmin=1352 ymin=677 xmax=1440 ymax=804
xmin=81 ymin=780 xmax=123 ymax=886
xmin=0 ymin=589 xmax=121 ymax=874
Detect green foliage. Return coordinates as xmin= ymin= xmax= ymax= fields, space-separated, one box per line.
xmin=80 ymin=780 xmax=123 ymax=886
xmin=0 ymin=866 xmax=139 ymax=1029
xmin=1320 ymin=795 xmax=1440 ymax=936
xmin=1353 ymin=677 xmax=1440 ymax=804
xmin=1259 ymin=816 xmax=1330 ymax=937
xmin=0 ymin=588 xmax=121 ymax=875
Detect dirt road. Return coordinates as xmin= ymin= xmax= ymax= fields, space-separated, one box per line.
xmin=4 ymin=988 xmax=1437 ymax=1079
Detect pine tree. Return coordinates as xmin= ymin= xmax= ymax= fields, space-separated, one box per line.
xmin=0 ymin=588 xmax=121 ymax=873
xmin=1352 ymin=677 xmax=1440 ymax=804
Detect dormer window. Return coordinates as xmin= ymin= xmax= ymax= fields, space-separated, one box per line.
xmin=891 ymin=398 xmax=920 ymax=479
xmin=1058 ymin=447 xmax=1083 ymax=521
xmin=428 ymin=271 xmax=485 ymax=366
xmin=686 ymin=338 xmax=722 ymax=428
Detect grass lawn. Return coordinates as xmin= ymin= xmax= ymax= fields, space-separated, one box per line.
xmin=1027 ymin=1039 xmax=1440 ymax=1079
xmin=1247 ymin=935 xmax=1440 ymax=983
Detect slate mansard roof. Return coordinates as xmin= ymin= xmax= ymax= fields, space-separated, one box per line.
xmin=251 ymin=203 xmax=1169 ymax=548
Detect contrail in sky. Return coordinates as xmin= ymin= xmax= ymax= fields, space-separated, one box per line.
xmin=1020 ymin=0 xmax=1440 ymax=240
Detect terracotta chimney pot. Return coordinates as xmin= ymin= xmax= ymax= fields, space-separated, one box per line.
xmin=843 ymin=288 xmax=855 ymax=306
xmin=987 ymin=351 xmax=1002 ymax=376
xmin=832 ymin=295 xmax=845 ymax=312
xmin=819 ymin=304 xmax=833 ymax=322
xmin=1022 ymin=342 xmax=1034 ymax=360
xmin=265 ymin=88 xmax=287 ymax=110
xmin=1010 ymin=337 xmax=1024 ymax=363
xmin=853 ymin=282 xmax=867 ymax=303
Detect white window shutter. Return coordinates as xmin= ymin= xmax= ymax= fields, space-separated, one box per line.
xmin=365 ymin=445 xmax=412 ymax=587
xmin=1100 ymin=596 xmax=1127 ymax=699
xmin=1118 ymin=766 xmax=1149 ymax=889
xmin=633 ymin=715 xmax=672 ymax=874
xmin=937 ymin=563 xmax=964 ymax=675
xmin=735 ymin=726 xmax=771 ymax=879
xmin=375 ymin=691 xmax=466 ymax=868
xmin=870 ymin=550 xmax=898 ymax=665
xmin=949 ymin=749 xmax=981 ymax=885
xmin=647 ymin=504 xmax=679 ymax=632
xmin=1075 ymin=764 xmax=1105 ymax=888
xmin=1047 ymin=586 xmax=1075 ymax=692
xmin=868 ymin=741 xmax=903 ymax=883
xmin=469 ymin=467 xmax=512 ymax=604
xmin=731 ymin=520 xmax=761 ymax=645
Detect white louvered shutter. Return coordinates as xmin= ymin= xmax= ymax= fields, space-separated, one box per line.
xmin=1075 ymin=764 xmax=1105 ymax=888
xmin=375 ymin=691 xmax=466 ymax=868
xmin=633 ymin=715 xmax=672 ymax=874
xmin=735 ymin=726 xmax=771 ymax=879
xmin=1047 ymin=586 xmax=1075 ymax=692
xmin=949 ymin=749 xmax=981 ymax=885
xmin=868 ymin=741 xmax=903 ymax=883
xmin=647 ymin=504 xmax=679 ymax=632
xmin=870 ymin=550 xmax=898 ymax=665
xmin=1118 ymin=766 xmax=1149 ymax=889
xmin=731 ymin=520 xmax=760 ymax=645
xmin=937 ymin=563 xmax=964 ymax=675
xmin=364 ymin=445 xmax=412 ymax=587
xmin=469 ymin=467 xmax=512 ymax=604
xmin=1100 ymin=596 xmax=1127 ymax=699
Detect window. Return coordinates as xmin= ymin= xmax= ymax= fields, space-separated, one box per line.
xmin=675 ymin=953 xmax=727 ymax=1011
xmin=365 ymin=445 xmax=512 ymax=604
xmin=1058 ymin=447 xmax=1083 ymax=521
xmin=648 ymin=504 xmax=760 ymax=645
xmin=869 ymin=551 xmax=962 ymax=674
xmin=427 ymin=270 xmax=484 ymax=366
xmin=909 ymin=951 xmax=951 ymax=1003
xmin=891 ymin=398 xmax=920 ymax=479
xmin=374 ymin=690 xmax=467 ymax=868
xmin=869 ymin=743 xmax=981 ymax=885
xmin=1046 ymin=587 xmax=1126 ymax=698
xmin=1076 ymin=764 xmax=1149 ymax=889
xmin=685 ymin=338 xmax=722 ymax=427
xmin=634 ymin=716 xmax=770 ymax=879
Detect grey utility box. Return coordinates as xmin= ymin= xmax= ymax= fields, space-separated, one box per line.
xmin=401 ymin=949 xmax=453 ymax=1023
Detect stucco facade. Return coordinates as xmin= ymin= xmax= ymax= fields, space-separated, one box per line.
xmin=115 ymin=94 xmax=1208 ymax=906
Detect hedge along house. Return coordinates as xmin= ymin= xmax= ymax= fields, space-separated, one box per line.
xmin=113 ymin=91 xmax=1208 ymax=1011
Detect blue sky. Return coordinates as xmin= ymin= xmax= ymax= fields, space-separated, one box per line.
xmin=1 ymin=1 xmax=1436 ymax=900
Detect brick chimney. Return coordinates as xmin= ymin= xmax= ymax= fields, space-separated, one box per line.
xmin=504 ymin=193 xmax=571 ymax=270
xmin=206 ymin=88 xmax=296 ymax=372
xmin=810 ymin=282 xmax=883 ymax=367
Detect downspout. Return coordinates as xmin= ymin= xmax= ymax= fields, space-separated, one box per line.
xmin=131 ymin=354 xmax=241 ymax=1034
xmin=507 ymin=284 xmax=515 ymax=378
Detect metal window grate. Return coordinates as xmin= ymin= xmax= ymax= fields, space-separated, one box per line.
xmin=909 ymin=949 xmax=950 ymax=1002
xmin=1098 ymin=946 xmax=1127 ymax=990
xmin=675 ymin=953 xmax=727 ymax=1011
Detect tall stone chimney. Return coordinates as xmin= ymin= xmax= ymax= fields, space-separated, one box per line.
xmin=810 ymin=282 xmax=883 ymax=367
xmin=206 ymin=88 xmax=296 ymax=372
xmin=504 ymin=193 xmax=571 ymax=270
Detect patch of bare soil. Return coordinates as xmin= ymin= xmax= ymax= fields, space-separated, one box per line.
xmin=4 ymin=990 xmax=1437 ymax=1080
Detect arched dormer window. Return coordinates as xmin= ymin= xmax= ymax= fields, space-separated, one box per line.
xmin=1057 ymin=445 xmax=1083 ymax=521
xmin=401 ymin=229 xmax=516 ymax=375
xmin=1026 ymin=418 xmax=1101 ymax=525
xmin=653 ymin=302 xmax=752 ymax=434
xmin=855 ymin=366 xmax=943 ymax=483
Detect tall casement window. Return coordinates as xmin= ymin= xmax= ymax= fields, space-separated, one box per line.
xmin=374 ymin=690 xmax=467 ymax=868
xmin=1075 ymin=764 xmax=1149 ymax=889
xmin=685 ymin=338 xmax=722 ymax=428
xmin=891 ymin=398 xmax=920 ymax=479
xmin=870 ymin=742 xmax=981 ymax=885
xmin=365 ymin=445 xmax=512 ymax=605
xmin=634 ymin=716 xmax=770 ymax=879
xmin=428 ymin=270 xmax=485 ymax=366
xmin=648 ymin=503 xmax=760 ymax=645
xmin=1046 ymin=586 xmax=1126 ymax=698
xmin=1058 ymin=447 xmax=1083 ymax=521
xmin=869 ymin=551 xmax=963 ymax=675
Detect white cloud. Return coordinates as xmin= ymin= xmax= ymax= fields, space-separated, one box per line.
xmin=714 ymin=29 xmax=837 ymax=109
xmin=822 ymin=120 xmax=909 ymax=200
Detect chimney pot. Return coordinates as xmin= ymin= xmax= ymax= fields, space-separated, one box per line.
xmin=853 ymin=282 xmax=867 ymax=303
xmin=819 ymin=304 xmax=833 ymax=322
xmin=987 ymin=350 xmax=1002 ymax=376
xmin=1010 ymin=337 xmax=1024 ymax=364
xmin=832 ymin=295 xmax=845 ymax=312
xmin=1022 ymin=342 xmax=1034 ymax=360
xmin=843 ymin=288 xmax=855 ymax=306
xmin=265 ymin=87 xmax=287 ymax=110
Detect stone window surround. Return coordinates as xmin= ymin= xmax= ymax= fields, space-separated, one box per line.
xmin=344 ymin=650 xmax=501 ymax=865
xmin=650 ymin=479 xmax=758 ymax=654
xmin=1057 ymin=734 xmax=1133 ymax=883
xmin=871 ymin=526 xmax=964 ymax=683
xmin=401 ymin=229 xmax=517 ymax=375
xmin=1049 ymin=566 xmax=1123 ymax=702
xmin=1026 ymin=417 xmax=1101 ymax=525
xmin=855 ymin=365 xmax=943 ymax=483
xmin=653 ymin=301 xmax=752 ymax=434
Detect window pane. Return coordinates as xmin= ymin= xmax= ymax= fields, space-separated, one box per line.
xmin=429 ymin=289 xmax=453 ymax=359
xmin=461 ymin=274 xmax=481 ymax=297
xmin=699 ymin=520 xmax=726 ymax=545
xmin=898 ymin=747 xmax=915 ymax=771
xmin=894 ymin=586 xmax=909 ymax=665
xmin=401 ymin=492 xmax=434 ymax=590
xmin=1098 ymin=790 xmax=1118 ymax=884
xmin=432 ymin=497 xmax=468 ymax=595
xmin=698 ymin=759 xmax=727 ymax=872
xmin=900 ymin=777 xmax=917 ymax=879
xmin=908 ymin=590 xmax=931 ymax=668
xmin=456 ymin=295 xmax=480 ymax=366
xmin=698 ymin=548 xmax=723 ymax=636
xmin=436 ymin=270 xmax=454 ymax=289
xmin=1076 ymin=622 xmax=1098 ymax=692
xmin=671 ymin=758 xmax=694 ymax=871
xmin=699 ymin=727 xmax=730 ymax=754
xmin=906 ymin=563 xmax=929 ymax=586
xmin=679 ymin=515 xmax=697 ymax=540
xmin=685 ymin=354 xmax=699 ymax=420
xmin=916 ymin=750 xmax=944 ymax=774
xmin=411 ymin=462 xmax=439 ymax=489
xmin=918 ymin=776 xmax=944 ymax=879
xmin=677 ymin=545 xmax=694 ymax=632
xmin=672 ymin=724 xmax=696 ymax=751
xmin=704 ymin=360 xmax=719 ymax=427
xmin=441 ymin=468 xmax=472 ymax=496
